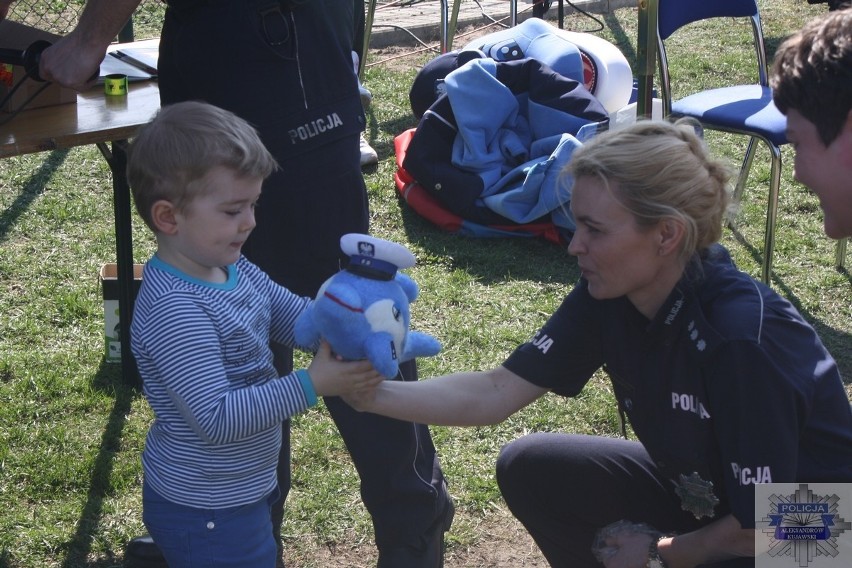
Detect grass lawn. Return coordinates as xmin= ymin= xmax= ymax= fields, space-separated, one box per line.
xmin=0 ymin=0 xmax=849 ymax=566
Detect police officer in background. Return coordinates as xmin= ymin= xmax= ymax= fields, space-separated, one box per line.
xmin=9 ymin=0 xmax=453 ymax=566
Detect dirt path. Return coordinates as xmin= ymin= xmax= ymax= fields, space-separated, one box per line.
xmin=285 ymin=508 xmax=548 ymax=567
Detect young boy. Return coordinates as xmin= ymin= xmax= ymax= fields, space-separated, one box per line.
xmin=770 ymin=8 xmax=852 ymax=239
xmin=126 ymin=100 xmax=383 ymax=568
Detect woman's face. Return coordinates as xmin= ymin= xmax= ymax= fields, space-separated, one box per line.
xmin=568 ymin=175 xmax=681 ymax=319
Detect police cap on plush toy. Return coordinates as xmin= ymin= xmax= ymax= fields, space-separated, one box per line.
xmin=294 ymin=233 xmax=441 ymax=379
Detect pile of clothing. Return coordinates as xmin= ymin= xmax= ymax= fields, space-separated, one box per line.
xmin=395 ymin=19 xmax=631 ymax=243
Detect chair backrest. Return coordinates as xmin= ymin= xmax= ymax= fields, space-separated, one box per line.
xmin=656 ymin=0 xmax=769 ymax=115
xmin=658 ymin=0 xmax=759 ymax=40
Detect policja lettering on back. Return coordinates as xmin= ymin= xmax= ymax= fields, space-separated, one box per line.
xmin=289 ymin=112 xmax=344 ymax=144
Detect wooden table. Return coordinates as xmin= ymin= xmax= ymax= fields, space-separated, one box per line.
xmin=0 ymin=80 xmax=161 ymax=385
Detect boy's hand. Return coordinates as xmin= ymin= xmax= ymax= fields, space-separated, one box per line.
xmin=307 ymin=341 xmax=383 ymax=397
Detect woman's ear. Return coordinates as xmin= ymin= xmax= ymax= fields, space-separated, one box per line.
xmin=151 ymin=200 xmax=179 ymax=235
xmin=658 ymin=217 xmax=686 ymax=257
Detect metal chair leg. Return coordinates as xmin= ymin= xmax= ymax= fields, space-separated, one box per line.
xmin=361 ymin=0 xmax=377 ymax=79
xmin=761 ymin=142 xmax=782 ymax=284
xmin=733 ymin=137 xmax=759 ymax=205
xmin=440 ymin=0 xmax=449 ymax=53
xmin=447 ymin=0 xmax=462 ymax=52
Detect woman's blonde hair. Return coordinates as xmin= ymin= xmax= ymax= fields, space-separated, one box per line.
xmin=566 ymin=119 xmax=733 ymax=265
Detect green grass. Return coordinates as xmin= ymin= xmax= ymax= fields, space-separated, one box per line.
xmin=1 ymin=0 xmax=849 ymax=566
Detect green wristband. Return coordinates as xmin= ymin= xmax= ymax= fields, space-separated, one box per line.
xmin=295 ymin=369 xmax=317 ymax=407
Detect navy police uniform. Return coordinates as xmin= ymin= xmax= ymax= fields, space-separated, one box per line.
xmin=156 ymin=0 xmax=450 ymax=560
xmin=498 ymin=244 xmax=852 ymax=567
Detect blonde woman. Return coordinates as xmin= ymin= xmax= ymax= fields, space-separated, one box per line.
xmin=346 ymin=120 xmax=852 ymax=568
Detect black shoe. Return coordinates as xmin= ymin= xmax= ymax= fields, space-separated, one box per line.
xmin=124 ymin=534 xmax=168 ymax=568
xmin=376 ymin=497 xmax=455 ymax=568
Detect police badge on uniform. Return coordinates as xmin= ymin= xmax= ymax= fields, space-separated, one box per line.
xmin=674 ymin=471 xmax=719 ymax=519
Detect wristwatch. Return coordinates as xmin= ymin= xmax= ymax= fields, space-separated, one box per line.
xmin=647 ymin=536 xmax=668 ymax=568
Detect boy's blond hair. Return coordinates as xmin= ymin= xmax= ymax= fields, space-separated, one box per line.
xmin=128 ymin=101 xmax=278 ymax=231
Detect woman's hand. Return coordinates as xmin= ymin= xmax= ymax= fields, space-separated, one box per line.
xmin=594 ymin=521 xmax=660 ymax=568
xmin=341 ymin=382 xmax=379 ymax=411
xmin=593 ymin=515 xmax=754 ymax=568
xmin=600 ymin=529 xmax=656 ymax=568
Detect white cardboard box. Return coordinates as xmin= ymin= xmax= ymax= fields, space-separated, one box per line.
xmin=99 ymin=263 xmax=143 ymax=363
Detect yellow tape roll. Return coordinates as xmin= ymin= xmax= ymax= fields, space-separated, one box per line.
xmin=104 ymin=74 xmax=128 ymax=96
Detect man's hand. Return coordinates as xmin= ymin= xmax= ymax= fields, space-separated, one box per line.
xmin=34 ymin=0 xmax=143 ymax=91
xmin=39 ymin=33 xmax=103 ymax=91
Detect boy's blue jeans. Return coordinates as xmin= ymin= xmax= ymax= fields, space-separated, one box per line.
xmin=143 ymin=481 xmax=280 ymax=567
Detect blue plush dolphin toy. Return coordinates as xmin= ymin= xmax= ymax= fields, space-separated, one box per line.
xmin=294 ymin=233 xmax=442 ymax=379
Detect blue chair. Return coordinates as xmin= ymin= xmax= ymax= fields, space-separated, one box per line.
xmin=656 ymin=0 xmax=785 ymax=283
